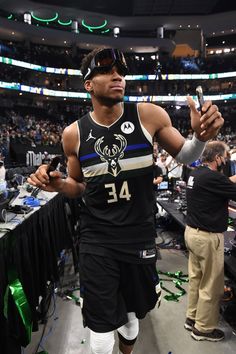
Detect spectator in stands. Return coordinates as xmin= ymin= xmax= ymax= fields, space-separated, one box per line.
xmin=28 ymin=47 xmax=223 ymax=354
xmin=153 ymin=163 xmax=163 ymax=187
xmin=184 ymin=141 xmax=236 ymax=342
xmin=153 ymin=155 xmax=164 ymax=188
xmin=230 ymin=149 xmax=236 ymax=175
xmin=166 ymin=155 xmax=183 ymax=188
xmin=156 ymin=151 xmax=168 ymax=179
xmin=0 ymin=153 xmax=6 ymax=180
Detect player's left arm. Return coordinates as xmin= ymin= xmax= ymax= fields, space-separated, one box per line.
xmin=138 ymin=100 xmax=224 ymax=164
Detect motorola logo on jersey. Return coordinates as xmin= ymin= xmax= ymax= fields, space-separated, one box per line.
xmin=94 ymin=134 xmax=127 ymax=177
xmin=121 ymin=121 xmax=135 ymax=134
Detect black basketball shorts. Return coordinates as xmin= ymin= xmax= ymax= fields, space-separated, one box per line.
xmin=79 ymin=253 xmax=160 ymax=333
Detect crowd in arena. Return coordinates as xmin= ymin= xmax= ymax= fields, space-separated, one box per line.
xmin=1 ymin=39 xmax=236 ymax=74
xmin=0 ymin=100 xmax=235 ymax=168
xmin=0 ymin=40 xmax=236 ymax=74
xmin=0 ymin=39 xmax=236 ymax=168
xmin=1 ymin=39 xmax=236 ymax=98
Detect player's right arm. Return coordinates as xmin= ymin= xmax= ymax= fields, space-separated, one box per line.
xmin=27 ymin=121 xmax=86 ymax=198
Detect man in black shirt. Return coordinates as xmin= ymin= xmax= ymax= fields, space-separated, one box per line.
xmin=153 ymin=163 xmax=163 ymax=187
xmin=184 ymin=141 xmax=236 ymax=342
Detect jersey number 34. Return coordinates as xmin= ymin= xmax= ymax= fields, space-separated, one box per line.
xmin=105 ymin=181 xmax=131 ymax=204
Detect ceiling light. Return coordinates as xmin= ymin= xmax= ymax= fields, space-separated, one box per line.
xmin=157 ymin=27 xmax=163 ymax=38
xmin=71 ymin=20 xmax=79 ymax=33
xmin=101 ymin=29 xmax=110 ymax=34
xmin=82 ymin=19 xmax=107 ymax=32
xmin=58 ymin=19 xmax=72 ymax=26
xmin=31 ymin=12 xmax=58 ymax=22
xmin=113 ymin=27 xmax=120 ymax=37
xmin=24 ymin=12 xmax=31 ymax=25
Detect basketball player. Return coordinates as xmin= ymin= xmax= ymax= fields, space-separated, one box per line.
xmin=28 ymin=47 xmax=223 ymax=354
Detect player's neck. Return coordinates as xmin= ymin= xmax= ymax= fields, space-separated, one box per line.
xmin=91 ymin=102 xmax=123 ymax=126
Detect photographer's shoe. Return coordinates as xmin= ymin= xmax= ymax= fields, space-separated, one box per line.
xmin=184 ymin=318 xmax=195 ymax=331
xmin=191 ymin=327 xmax=225 ymax=342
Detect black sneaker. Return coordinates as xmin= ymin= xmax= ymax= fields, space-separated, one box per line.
xmin=184 ymin=317 xmax=195 ymax=331
xmin=191 ymin=327 xmax=225 ymax=342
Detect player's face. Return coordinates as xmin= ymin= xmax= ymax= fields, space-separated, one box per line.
xmin=85 ymin=66 xmax=126 ymax=105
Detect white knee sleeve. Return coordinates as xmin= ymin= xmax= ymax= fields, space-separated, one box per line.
xmin=90 ymin=330 xmax=114 ymax=354
xmin=117 ymin=312 xmax=139 ymax=341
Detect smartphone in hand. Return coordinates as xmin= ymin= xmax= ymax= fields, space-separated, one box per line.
xmin=196 ymin=85 xmax=204 ymax=113
xmin=47 ymin=156 xmax=61 ymax=178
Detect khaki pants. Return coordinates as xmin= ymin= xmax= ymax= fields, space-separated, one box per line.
xmin=184 ymin=225 xmax=224 ymax=332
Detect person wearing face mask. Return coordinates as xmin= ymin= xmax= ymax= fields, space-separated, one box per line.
xmin=184 ymin=141 xmax=236 ymax=342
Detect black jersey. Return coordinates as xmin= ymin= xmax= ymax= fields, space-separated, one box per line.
xmin=77 ymin=103 xmax=156 ymax=250
xmin=186 ymin=165 xmax=236 ymax=232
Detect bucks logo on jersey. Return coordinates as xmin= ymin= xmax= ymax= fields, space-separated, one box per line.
xmin=94 ymin=134 xmax=127 ymax=177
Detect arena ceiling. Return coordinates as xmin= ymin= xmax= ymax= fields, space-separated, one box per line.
xmin=13 ymin=0 xmax=236 ymax=17
xmin=0 ymin=0 xmax=236 ymax=31
xmin=0 ymin=0 xmax=236 ymax=53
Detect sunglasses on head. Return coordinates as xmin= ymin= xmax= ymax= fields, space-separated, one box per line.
xmin=83 ymin=48 xmax=129 ymax=80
